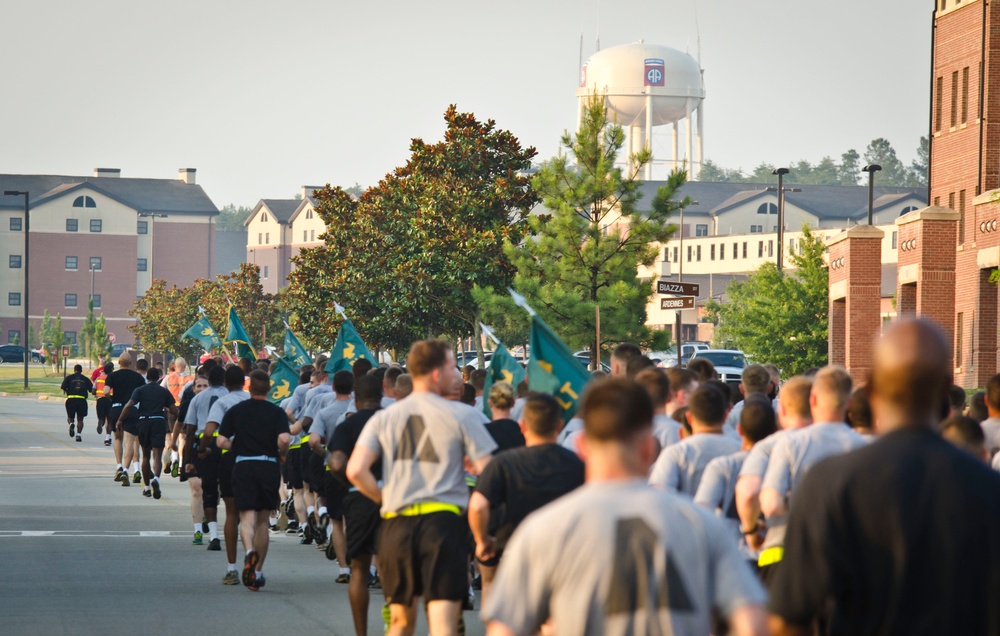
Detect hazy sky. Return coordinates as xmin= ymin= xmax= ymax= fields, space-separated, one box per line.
xmin=0 ymin=0 xmax=931 ymax=208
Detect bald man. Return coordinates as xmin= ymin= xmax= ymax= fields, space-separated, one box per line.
xmin=768 ymin=319 xmax=1000 ymax=635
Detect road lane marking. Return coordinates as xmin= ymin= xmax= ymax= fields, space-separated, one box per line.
xmin=0 ymin=531 xmax=191 ymax=537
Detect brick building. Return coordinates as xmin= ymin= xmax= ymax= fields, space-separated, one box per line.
xmin=0 ymin=168 xmax=218 ymax=347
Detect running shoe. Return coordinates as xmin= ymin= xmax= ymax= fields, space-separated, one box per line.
xmin=104 ymin=438 xmax=112 ymax=447
xmin=114 ymin=467 xmax=124 ymax=481
xmin=142 ymin=488 xmax=152 ymax=498
xmin=222 ymin=571 xmax=239 ymax=586
xmin=303 ymin=522 xmax=314 ymax=543
xmin=121 ymin=474 xmax=130 ymax=487
xmin=247 ymin=574 xmax=265 ymax=592
xmin=163 ymin=460 xmax=172 ymax=476
xmin=285 ymin=521 xmax=299 ymax=534
xmin=96 ymin=422 xmax=103 ymax=435
xmin=171 ymin=462 xmax=179 ymax=478
xmin=314 ymin=527 xmax=327 ymax=546
xmin=151 ymin=480 xmax=161 ymax=500
xmin=207 ymin=538 xmax=221 ymax=551
xmin=325 ymin=541 xmax=337 ymax=561
xmin=132 ymin=471 xmax=141 ymax=484
xmin=335 ymin=572 xmax=350 ymax=584
xmin=369 ymin=573 xmax=381 ymax=589
xmin=319 ymin=511 xmax=330 ymax=529
xmin=69 ymin=422 xmax=75 ymax=438
xmin=75 ymin=435 xmax=82 ymax=443
xmin=192 ymin=531 xmax=203 ymax=546
xmin=269 ymin=524 xmax=279 ymax=534
xmin=242 ymin=551 xmax=259 ymax=588
xmin=202 ymin=519 xmax=209 ymax=534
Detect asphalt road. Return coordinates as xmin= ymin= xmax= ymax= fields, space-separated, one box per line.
xmin=0 ymin=397 xmax=485 ymax=636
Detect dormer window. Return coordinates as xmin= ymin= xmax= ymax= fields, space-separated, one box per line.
xmin=757 ymin=202 xmax=778 ymax=215
xmin=73 ymin=196 xmax=96 ymax=208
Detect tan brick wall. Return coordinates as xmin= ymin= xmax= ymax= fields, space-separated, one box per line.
xmin=828 ymin=228 xmax=883 ymax=381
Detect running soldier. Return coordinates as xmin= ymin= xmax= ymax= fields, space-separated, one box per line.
xmin=61 ymin=364 xmax=94 ymax=443
xmin=105 ymin=354 xmax=146 ymax=485
xmin=95 ymin=362 xmax=113 ymax=445
xmin=217 ymin=370 xmax=290 ymax=592
xmin=347 ymin=340 xmax=497 ymax=636
xmin=116 ymin=367 xmax=177 ymax=499
xmin=482 ymin=378 xmax=767 ymax=635
xmin=183 ymin=364 xmax=228 ymax=548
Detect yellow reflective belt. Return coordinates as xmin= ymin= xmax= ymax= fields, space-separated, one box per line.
xmin=289 ymin=442 xmax=303 ymax=450
xmin=383 ymin=502 xmax=461 ymax=520
xmin=66 ymin=395 xmax=87 ymax=399
xmin=758 ymin=546 xmax=784 ymax=567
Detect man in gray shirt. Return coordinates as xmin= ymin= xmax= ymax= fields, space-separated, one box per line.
xmin=979 ymin=374 xmax=1000 ymax=457
xmin=182 ymin=365 xmax=229 ymax=549
xmin=482 ymin=377 xmax=767 ymax=636
xmin=348 ymin=340 xmax=496 ymax=636
xmin=648 ymin=383 xmax=741 ymax=496
xmin=724 ymin=364 xmax=775 ymax=435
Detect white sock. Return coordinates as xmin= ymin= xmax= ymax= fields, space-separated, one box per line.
xmin=194 ymin=523 xmax=201 ymax=533
xmin=370 ymin=566 xmax=377 ymax=576
xmin=269 ymin=516 xmax=277 ymax=525
xmin=131 ymin=462 xmax=140 ymax=473
xmin=255 ymin=570 xmax=262 ymax=578
xmin=208 ymin=521 xmax=218 ymax=540
xmin=318 ymin=506 xmax=328 ymax=517
xmin=307 ymin=505 xmax=315 ymax=516
xmin=152 ymin=476 xmax=158 ymax=483
xmin=170 ymin=450 xmax=179 ymax=462
xmin=227 ymin=563 xmax=237 ymax=572
xmin=106 ymin=434 xmax=112 ymax=440
xmin=339 ymin=567 xmax=350 ymax=575
xmin=116 ymin=463 xmax=123 ymax=470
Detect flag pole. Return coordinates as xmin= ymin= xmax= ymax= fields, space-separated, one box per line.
xmin=595 ymin=305 xmax=601 ymax=371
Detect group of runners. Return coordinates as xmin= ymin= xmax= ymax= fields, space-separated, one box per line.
xmin=60 ymin=317 xmax=1000 ymax=635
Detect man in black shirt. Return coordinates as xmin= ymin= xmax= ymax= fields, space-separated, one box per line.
xmin=217 ymin=370 xmax=291 ymax=592
xmin=328 ymin=374 xmax=383 ymax=636
xmin=61 ymin=364 xmax=94 ymax=442
xmin=468 ymin=392 xmax=585 ymax=604
xmin=104 ymin=353 xmax=146 ymax=484
xmin=117 ymin=368 xmax=177 ymax=500
xmin=769 ymin=318 xmax=1000 ymax=636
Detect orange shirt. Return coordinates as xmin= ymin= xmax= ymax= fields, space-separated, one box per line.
xmin=166 ymin=372 xmax=192 ymax=405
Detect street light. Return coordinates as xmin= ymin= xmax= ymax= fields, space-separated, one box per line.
xmin=768 ymin=170 xmax=801 ymax=273
xmin=4 ymin=190 xmax=29 ymax=390
xmin=862 ymin=164 xmax=882 ymax=225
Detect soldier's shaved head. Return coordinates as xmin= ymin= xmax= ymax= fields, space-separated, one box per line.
xmin=870 ymin=318 xmax=951 ymax=433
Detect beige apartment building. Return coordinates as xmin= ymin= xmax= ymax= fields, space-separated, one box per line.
xmin=244 ymin=186 xmax=327 ymax=294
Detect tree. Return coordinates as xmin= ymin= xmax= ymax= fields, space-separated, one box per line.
xmin=837 ymin=149 xmax=861 ymax=186
xmin=864 ymin=138 xmax=910 ymax=186
xmin=286 ymin=106 xmax=538 ymax=355
xmin=910 ymin=136 xmax=929 ymax=187
xmin=215 ymin=204 xmax=254 ymax=231
xmin=480 ymin=96 xmax=685 ymax=368
xmin=81 ymin=298 xmax=97 ymax=366
xmin=41 ymin=312 xmax=65 ymax=373
xmin=712 ymin=225 xmax=828 ymax=376
xmin=699 ymin=159 xmax=746 ymax=182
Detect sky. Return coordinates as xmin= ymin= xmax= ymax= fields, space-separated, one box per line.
xmin=0 ymin=0 xmax=932 ymax=208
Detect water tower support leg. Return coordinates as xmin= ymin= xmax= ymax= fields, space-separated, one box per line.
xmin=645 ymin=93 xmax=653 ymax=180
xmin=685 ymin=99 xmax=693 ymax=178
xmin=673 ymin=122 xmax=679 ymax=173
xmin=696 ymin=102 xmax=704 ymax=181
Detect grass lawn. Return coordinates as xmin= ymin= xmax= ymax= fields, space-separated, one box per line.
xmin=0 ymin=364 xmax=72 ymax=397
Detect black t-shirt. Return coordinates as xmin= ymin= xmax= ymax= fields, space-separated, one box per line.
xmin=105 ymin=369 xmax=145 ymax=405
xmin=473 ymin=443 xmax=585 ymax=550
xmin=770 ymin=427 xmax=1000 ymax=635
xmin=177 ymin=384 xmax=196 ymax=423
xmin=329 ymin=408 xmax=381 ymax=480
xmin=130 ymin=382 xmax=175 ymax=418
xmin=486 ymin=419 xmax=526 ymax=453
xmin=218 ymin=399 xmax=290 ymax=458
xmin=61 ymin=373 xmax=94 ymax=397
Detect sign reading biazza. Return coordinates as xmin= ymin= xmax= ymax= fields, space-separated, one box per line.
xmin=657 ymin=280 xmax=700 ymax=296
xmin=661 ymin=296 xmax=695 ymax=310
xmin=644 ymin=58 xmax=665 ymax=87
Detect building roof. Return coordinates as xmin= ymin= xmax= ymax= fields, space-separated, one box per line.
xmin=258 ymin=199 xmax=302 ymax=223
xmin=0 ymin=174 xmax=218 ymax=216
xmin=634 ymin=180 xmax=926 ymax=222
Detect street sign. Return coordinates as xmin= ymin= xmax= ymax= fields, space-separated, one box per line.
xmin=657 ymin=280 xmax=700 ymax=296
xmin=61 ymin=346 xmax=70 ymax=358
xmin=660 ymin=296 xmax=695 ymax=310
xmin=107 ymin=332 xmax=116 ymax=344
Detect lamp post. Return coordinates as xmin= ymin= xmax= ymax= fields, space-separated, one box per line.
xmin=772 ymin=168 xmax=790 ymax=272
xmin=862 ymin=164 xmax=882 ymax=225
xmin=4 ymin=190 xmax=29 ymax=390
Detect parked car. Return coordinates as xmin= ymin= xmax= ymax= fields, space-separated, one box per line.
xmin=573 ymin=350 xmax=610 ymax=372
xmin=0 ymin=345 xmax=44 ymax=363
xmin=689 ymin=349 xmax=746 ymax=387
xmin=653 ymin=342 xmax=709 ymax=368
xmin=111 ymin=343 xmax=133 ymax=358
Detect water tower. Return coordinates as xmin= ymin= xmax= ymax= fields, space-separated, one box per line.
xmin=577 ymin=40 xmax=705 ymax=180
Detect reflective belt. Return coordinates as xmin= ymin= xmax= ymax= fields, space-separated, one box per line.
xmin=289 ymin=442 xmax=303 ymax=450
xmin=66 ymin=395 xmax=87 ymax=399
xmin=112 ymin=403 xmax=124 ymax=408
xmin=758 ymin=546 xmax=784 ymax=567
xmin=139 ymin=415 xmax=165 ymax=420
xmin=383 ymin=502 xmax=461 ymax=520
xmin=236 ymin=455 xmax=276 ymax=463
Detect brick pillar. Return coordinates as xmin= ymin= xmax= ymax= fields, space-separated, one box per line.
xmin=827 ymin=225 xmax=884 ymax=380
xmin=896 ymin=206 xmax=960 ymax=369
xmin=974 ymin=253 xmax=1000 ymax=387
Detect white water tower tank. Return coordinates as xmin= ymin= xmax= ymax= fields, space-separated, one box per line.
xmin=577 ymin=41 xmax=705 ymax=180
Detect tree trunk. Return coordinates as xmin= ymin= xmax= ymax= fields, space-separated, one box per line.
xmin=473 ymin=321 xmax=484 ymax=370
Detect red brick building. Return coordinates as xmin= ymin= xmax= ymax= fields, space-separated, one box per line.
xmin=0 ymin=168 xmax=218 ymax=348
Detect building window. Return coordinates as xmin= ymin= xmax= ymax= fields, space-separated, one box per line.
xmin=72 ymin=196 xmax=96 ymax=208
xmin=788 ymin=239 xmax=795 ymax=254
xmin=732 ymin=243 xmax=738 ymax=259
xmin=89 ymin=219 xmax=102 ymax=233
xmin=311 ymin=230 xmax=316 ymax=241
xmin=935 ymin=76 xmax=943 ymax=132
xmin=750 ymin=225 xmax=763 ymax=233
xmin=8 ymin=292 xmax=20 ymax=306
xmin=768 ymin=240 xmax=774 ymax=257
xmin=956 ymin=313 xmax=964 ymax=369
xmin=758 ymin=241 xmax=764 ymax=258
xmin=91 ymin=294 xmax=101 ymax=308
xmin=137 ymin=220 xmax=148 ymax=235
xmin=892 ymin=231 xmax=898 ymax=249
xmin=933 ymin=197 xmax=940 ymax=207
xmin=962 ymin=67 xmax=970 ymax=124
xmin=9 ymin=255 xmax=21 ymax=268
xmin=262 ymin=212 xmax=268 ymax=222
xmin=663 ymin=247 xmax=670 ymax=261
xmin=263 ymin=265 xmax=269 ymax=279
xmin=66 ymin=219 xmax=78 ymax=232
xmin=757 ymin=202 xmax=778 ymax=215
xmin=258 ymin=233 xmax=262 ymax=244
xmin=89 ymin=257 xmax=102 ymax=271
xmin=695 ymin=224 xmax=708 ymax=237
xmin=899 ymin=206 xmax=919 ymax=216
xmin=66 ymin=256 xmax=78 ymax=270
xmin=10 ymin=217 xmax=21 ymax=232
xmin=742 ymin=242 xmax=748 ymax=259
xmin=64 ymin=331 xmax=77 ymax=345
xmin=959 ymin=190 xmax=966 ymax=245
xmin=137 ymin=258 xmax=148 ymax=272
xmin=65 ymin=293 xmax=77 ymax=308
xmin=696 ymin=245 xmax=702 ymax=262
xmin=303 ymin=230 xmax=308 ymax=242
xmin=687 ymin=246 xmax=692 ymax=262
xmin=950 ymin=71 xmax=959 ymax=128
xmin=719 ymin=243 xmax=724 ymax=261
xmin=710 ymin=244 xmax=716 ymax=261
xmin=673 ymin=247 xmax=678 ymax=262
xmin=265 ymin=232 xmax=270 ymax=244
xmin=8 ymin=329 xmax=19 ymax=343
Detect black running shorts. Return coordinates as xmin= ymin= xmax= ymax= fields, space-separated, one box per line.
xmin=197 ymin=450 xmax=220 ymax=510
xmin=299 ymin=445 xmax=313 ymax=486
xmin=378 ymin=511 xmax=469 ymax=605
xmin=285 ymin=446 xmax=304 ymax=489
xmin=343 ymin=491 xmax=381 ymax=562
xmin=232 ymin=460 xmax=281 ymax=512
xmin=96 ymin=397 xmax=111 ymax=423
xmin=65 ymin=398 xmax=88 ymax=420
xmin=219 ymin=451 xmax=235 ymax=499
xmin=137 ymin=417 xmax=168 ymax=451
xmin=323 ymin=471 xmax=346 ymax=520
